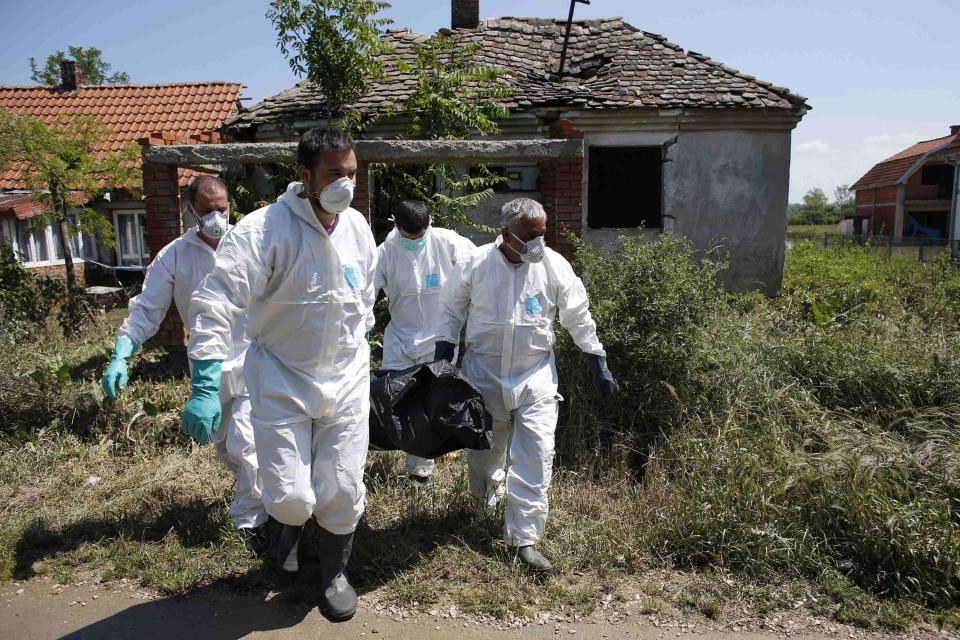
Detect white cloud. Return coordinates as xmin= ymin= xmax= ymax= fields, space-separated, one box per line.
xmin=790 ymin=132 xmax=923 ymax=202
xmin=796 ymin=140 xmax=833 ymax=154
xmin=864 ymin=133 xmax=921 ymax=147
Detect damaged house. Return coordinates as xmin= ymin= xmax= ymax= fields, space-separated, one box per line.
xmin=225 ymin=0 xmax=809 ymax=294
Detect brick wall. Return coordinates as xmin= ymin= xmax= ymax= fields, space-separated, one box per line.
xmin=541 ymin=118 xmax=585 ymax=260
xmin=876 ymin=186 xmax=898 ymax=203
xmin=855 ymin=186 xmax=900 ymax=236
xmin=451 ymin=0 xmax=479 ymax=29
xmin=25 ymin=261 xmax=114 ymax=287
xmin=539 ymin=158 xmax=583 ymax=259
xmin=26 ymin=262 xmax=85 ymax=285
xmin=905 ymin=164 xmax=953 ymax=203
xmin=142 ymin=161 xmax=185 ymax=346
xmin=138 ymin=130 xmax=230 ymax=347
xmin=352 ymin=160 xmax=371 ymax=223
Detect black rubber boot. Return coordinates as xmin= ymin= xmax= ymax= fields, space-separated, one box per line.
xmin=277 ymin=524 xmax=302 ymax=573
xmin=512 ymin=545 xmax=554 ymax=573
xmin=241 ymin=525 xmax=269 ymax=556
xmin=317 ymin=527 xmax=358 ymax=621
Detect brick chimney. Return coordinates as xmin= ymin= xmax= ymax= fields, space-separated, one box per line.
xmin=452 ymin=0 xmax=479 ymax=29
xmin=59 ymin=60 xmax=85 ymax=90
xmin=952 ymin=125 xmax=960 ymax=136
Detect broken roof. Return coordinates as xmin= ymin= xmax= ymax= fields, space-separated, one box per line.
xmin=227 ymin=17 xmax=810 ymax=131
xmin=0 ymin=82 xmax=242 ymax=189
xmin=851 ymin=132 xmax=960 ymax=191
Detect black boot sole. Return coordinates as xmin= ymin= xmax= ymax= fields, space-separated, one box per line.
xmin=320 ymin=601 xmax=357 ymax=622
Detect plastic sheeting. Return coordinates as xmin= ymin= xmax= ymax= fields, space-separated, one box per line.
xmin=369 ymin=361 xmax=493 ymax=458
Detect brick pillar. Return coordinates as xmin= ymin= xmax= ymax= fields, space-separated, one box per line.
xmin=352 ymin=160 xmax=371 ymax=224
xmin=542 ymin=117 xmax=585 ymax=260
xmin=540 ymin=157 xmax=584 ymax=260
xmin=142 ymin=161 xmax=185 ymax=346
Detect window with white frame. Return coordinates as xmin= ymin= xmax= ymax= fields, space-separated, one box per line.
xmin=0 ymin=218 xmax=14 ymax=249
xmin=6 ymin=215 xmax=100 ymax=266
xmin=114 ymin=211 xmax=149 ymax=267
xmin=16 ymin=219 xmax=49 ymax=263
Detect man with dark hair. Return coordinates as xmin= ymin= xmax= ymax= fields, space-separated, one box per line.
xmin=184 ymin=126 xmax=375 ymax=621
xmin=374 ymin=200 xmax=475 ymax=483
xmin=101 ymin=175 xmax=267 ymax=551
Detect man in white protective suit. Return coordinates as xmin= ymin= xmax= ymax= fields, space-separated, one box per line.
xmin=374 ymin=199 xmax=475 ymax=484
xmin=183 ymin=127 xmax=376 ymax=621
xmin=435 ymin=197 xmax=617 ymax=572
xmin=100 ymin=175 xmax=266 ymax=552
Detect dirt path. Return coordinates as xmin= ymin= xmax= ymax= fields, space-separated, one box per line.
xmin=0 ymin=579 xmax=948 ymax=640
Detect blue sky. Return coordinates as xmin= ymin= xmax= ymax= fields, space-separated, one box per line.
xmin=0 ymin=0 xmax=957 ymax=202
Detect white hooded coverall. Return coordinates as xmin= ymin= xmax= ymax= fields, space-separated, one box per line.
xmin=437 ymin=237 xmax=605 ymax=546
xmin=188 ymin=183 xmax=376 ymax=535
xmin=374 ymin=226 xmax=475 ymax=477
xmin=118 ymin=227 xmax=264 ymax=529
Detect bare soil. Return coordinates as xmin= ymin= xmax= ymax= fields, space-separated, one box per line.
xmin=1 ymin=578 xmax=954 ymax=640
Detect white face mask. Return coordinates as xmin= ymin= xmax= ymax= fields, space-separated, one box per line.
xmin=317 ymin=177 xmax=355 ymax=215
xmin=509 ymin=231 xmax=546 ymax=263
xmin=190 ymin=205 xmax=230 ymax=239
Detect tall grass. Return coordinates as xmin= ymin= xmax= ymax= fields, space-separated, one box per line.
xmin=556 ymin=237 xmax=960 ymax=609
xmin=2 ymin=237 xmax=960 ymax=627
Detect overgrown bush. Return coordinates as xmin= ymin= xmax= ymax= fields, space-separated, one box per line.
xmin=554 ymin=236 xmax=960 ymax=610
xmin=554 ymin=235 xmax=725 ymax=468
xmin=0 ymin=243 xmax=62 ymax=343
xmin=6 ymin=232 xmax=960 ymax=621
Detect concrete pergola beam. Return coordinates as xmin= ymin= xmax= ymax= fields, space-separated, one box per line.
xmin=141 ymin=139 xmax=584 ymax=167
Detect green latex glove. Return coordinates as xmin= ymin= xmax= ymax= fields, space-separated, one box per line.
xmin=101 ymin=336 xmax=138 ymax=400
xmin=181 ymin=359 xmax=223 ymax=444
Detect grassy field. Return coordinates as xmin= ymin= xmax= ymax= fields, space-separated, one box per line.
xmin=2 ymin=238 xmax=960 ymax=631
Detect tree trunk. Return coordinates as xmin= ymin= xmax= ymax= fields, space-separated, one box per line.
xmin=57 ymin=211 xmax=77 ymax=292
xmin=53 ymin=191 xmax=81 ymax=336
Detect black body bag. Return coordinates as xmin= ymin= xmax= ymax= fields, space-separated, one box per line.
xmin=369 ymin=360 xmax=493 ymax=458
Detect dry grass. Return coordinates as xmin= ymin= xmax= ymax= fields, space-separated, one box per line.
xmin=3 ymin=240 xmax=960 ymax=632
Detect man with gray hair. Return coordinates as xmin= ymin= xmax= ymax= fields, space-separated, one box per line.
xmin=435 ymin=197 xmax=616 ymax=571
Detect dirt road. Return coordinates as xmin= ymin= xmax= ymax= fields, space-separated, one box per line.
xmin=0 ymin=579 xmax=945 ymax=640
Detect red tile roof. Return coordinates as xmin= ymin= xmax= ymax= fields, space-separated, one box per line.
xmin=0 ymin=193 xmax=46 ymax=219
xmin=851 ymin=133 xmax=959 ymax=191
xmin=0 ymin=82 xmax=242 ymax=190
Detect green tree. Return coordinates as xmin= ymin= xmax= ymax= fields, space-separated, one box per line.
xmin=833 ymin=184 xmax=854 ymax=218
xmin=29 ymin=46 xmax=130 ymax=86
xmin=0 ymin=111 xmax=141 ymax=334
xmin=377 ymin=33 xmax=514 ymax=229
xmin=793 ymin=187 xmax=838 ymax=225
xmin=267 ymin=0 xmax=392 ymax=124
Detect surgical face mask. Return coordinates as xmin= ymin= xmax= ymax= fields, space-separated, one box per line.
xmin=307 ymin=177 xmax=355 ymax=215
xmin=399 ymin=235 xmax=427 ymax=253
xmin=190 ymin=205 xmax=230 ymax=239
xmin=509 ymin=231 xmax=546 ymax=263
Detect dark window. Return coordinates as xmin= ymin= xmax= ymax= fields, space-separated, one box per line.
xmin=906 ymin=211 xmax=948 ymax=239
xmin=468 ymin=164 xmax=539 ymax=193
xmin=921 ymin=164 xmax=955 ymax=200
xmin=588 ymin=146 xmax=662 ymax=229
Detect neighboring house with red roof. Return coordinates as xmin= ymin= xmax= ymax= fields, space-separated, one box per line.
xmin=225 ymin=0 xmax=811 ymax=294
xmin=850 ymin=126 xmax=960 ymax=240
xmin=0 ymin=60 xmax=242 ymax=283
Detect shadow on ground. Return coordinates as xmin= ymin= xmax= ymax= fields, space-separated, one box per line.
xmin=14 ymin=479 xmax=506 ymax=636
